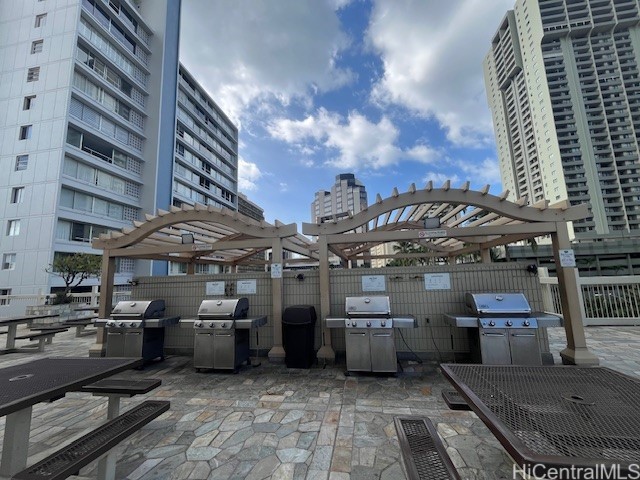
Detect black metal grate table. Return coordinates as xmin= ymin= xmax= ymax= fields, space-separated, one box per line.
xmin=0 ymin=357 xmax=142 ymax=477
xmin=441 ymin=364 xmax=640 ymax=477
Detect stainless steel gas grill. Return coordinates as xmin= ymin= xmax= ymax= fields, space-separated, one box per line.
xmin=445 ymin=293 xmax=562 ymax=365
xmin=326 ymin=296 xmax=416 ymax=373
xmin=96 ymin=300 xmax=180 ymax=362
xmin=180 ymin=298 xmax=267 ymax=372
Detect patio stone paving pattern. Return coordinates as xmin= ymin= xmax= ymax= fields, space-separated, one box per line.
xmin=0 ymin=324 xmax=638 ymax=479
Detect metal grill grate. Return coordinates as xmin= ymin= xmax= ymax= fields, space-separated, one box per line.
xmin=442 ymin=365 xmax=640 ymax=469
xmin=394 ymin=417 xmax=460 ymax=480
xmin=14 ymin=401 xmax=169 ymax=480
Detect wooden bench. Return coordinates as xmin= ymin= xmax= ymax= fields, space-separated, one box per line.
xmin=394 ymin=416 xmax=461 ymax=480
xmin=14 ymin=329 xmax=68 ymax=351
xmin=29 ymin=326 xmax=70 ymax=345
xmin=12 ymin=400 xmax=170 ymax=480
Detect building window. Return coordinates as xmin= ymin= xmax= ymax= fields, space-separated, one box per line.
xmin=11 ymin=187 xmax=25 ymax=204
xmin=35 ymin=13 xmax=46 ymax=27
xmin=31 ymin=40 xmax=43 ymax=54
xmin=23 ymin=95 xmax=35 ymax=110
xmin=2 ymin=254 xmax=16 ymax=270
xmin=27 ymin=67 xmax=40 ymax=82
xmin=15 ymin=155 xmax=28 ymax=171
xmin=7 ymin=220 xmax=20 ymax=236
xmin=19 ymin=125 xmax=32 ymax=140
xmin=0 ymin=288 xmax=11 ymax=305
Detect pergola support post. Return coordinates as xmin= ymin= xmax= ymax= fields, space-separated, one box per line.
xmin=89 ymin=252 xmax=115 ymax=357
xmin=552 ymin=222 xmax=599 ymax=365
xmin=316 ymin=236 xmax=335 ymax=363
xmin=480 ymin=248 xmax=491 ymax=263
xmin=268 ymin=238 xmax=285 ymax=363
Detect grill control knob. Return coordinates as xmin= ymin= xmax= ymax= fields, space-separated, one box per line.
xmin=221 ymin=323 xmax=226 ymax=328
xmin=209 ymin=322 xmax=214 ymax=328
xmin=381 ymin=321 xmax=386 ymax=327
xmin=523 ymin=320 xmax=530 ymax=327
xmin=352 ymin=321 xmax=357 ymax=327
xmin=119 ymin=322 xmax=125 ymax=327
xmin=366 ymin=321 xmax=372 ymax=327
xmin=488 ymin=320 xmax=496 ymax=327
xmin=506 ymin=320 xmax=513 ymax=327
xmin=196 ymin=322 xmax=203 ymax=328
xmin=130 ymin=322 xmax=136 ymax=327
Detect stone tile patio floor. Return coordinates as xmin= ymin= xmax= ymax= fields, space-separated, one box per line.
xmin=0 ymin=325 xmax=639 ymax=480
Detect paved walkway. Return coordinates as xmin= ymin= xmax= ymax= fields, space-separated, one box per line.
xmin=0 ymin=324 xmax=638 ymax=480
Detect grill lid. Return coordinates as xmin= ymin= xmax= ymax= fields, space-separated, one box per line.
xmin=465 ymin=293 xmax=531 ymax=316
xmin=345 ymin=296 xmax=391 ymax=317
xmin=110 ymin=300 xmax=166 ymax=319
xmin=197 ymin=298 xmax=249 ymax=319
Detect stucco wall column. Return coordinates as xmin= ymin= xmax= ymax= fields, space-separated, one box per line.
xmin=552 ymin=222 xmax=599 ymax=365
xmin=89 ymin=253 xmax=116 ymax=357
xmin=268 ymin=238 xmax=285 ymax=362
xmin=316 ymin=235 xmax=335 ymax=363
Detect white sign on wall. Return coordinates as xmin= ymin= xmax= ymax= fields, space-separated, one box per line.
xmin=559 ymin=249 xmax=576 ymax=268
xmin=205 ymin=281 xmax=225 ymax=296
xmin=362 ymin=275 xmax=386 ymax=292
xmin=424 ymin=273 xmax=451 ymax=290
xmin=418 ymin=229 xmax=447 ymax=239
xmin=271 ymin=263 xmax=283 ymax=279
xmin=237 ymin=280 xmax=257 ymax=294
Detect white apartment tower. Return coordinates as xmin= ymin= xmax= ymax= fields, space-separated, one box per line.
xmin=0 ymin=0 xmax=240 ymax=313
xmin=484 ymin=0 xmax=640 ymax=240
xmin=311 ymin=173 xmax=368 ymax=224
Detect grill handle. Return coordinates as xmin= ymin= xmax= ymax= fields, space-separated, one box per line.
xmin=512 ymin=333 xmax=536 ymax=337
xmin=348 ymin=332 xmax=366 ymax=337
xmin=373 ymin=333 xmax=392 ymax=337
xmin=482 ymin=332 xmax=506 ymax=337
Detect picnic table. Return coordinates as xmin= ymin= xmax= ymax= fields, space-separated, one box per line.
xmin=441 ymin=364 xmax=640 ymax=478
xmin=0 ymin=356 xmax=142 ymax=477
xmin=0 ymin=314 xmax=60 ymax=354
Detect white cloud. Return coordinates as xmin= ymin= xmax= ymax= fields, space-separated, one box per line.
xmin=422 ymin=172 xmax=461 ymax=187
xmin=268 ymin=108 xmax=444 ymax=170
xmin=238 ymin=157 xmax=263 ymax=191
xmin=367 ymin=0 xmax=514 ymax=147
xmin=180 ymin=0 xmax=353 ymax=124
xmin=453 ymin=157 xmax=501 ymax=186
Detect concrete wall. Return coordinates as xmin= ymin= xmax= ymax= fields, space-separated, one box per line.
xmin=131 ymin=262 xmax=551 ymax=359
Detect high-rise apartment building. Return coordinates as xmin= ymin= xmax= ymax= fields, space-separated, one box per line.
xmin=484 ymin=0 xmax=640 ymax=240
xmin=311 ymin=173 xmax=368 ymax=224
xmin=0 ymin=0 xmax=239 ymax=312
xmin=173 ymin=66 xmax=238 ymax=212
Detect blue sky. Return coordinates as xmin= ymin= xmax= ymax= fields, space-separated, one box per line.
xmin=179 ymin=0 xmax=515 ymax=226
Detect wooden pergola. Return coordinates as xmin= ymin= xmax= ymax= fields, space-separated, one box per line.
xmin=90 ymin=203 xmax=317 ymax=359
xmin=302 ymin=181 xmax=599 ymax=366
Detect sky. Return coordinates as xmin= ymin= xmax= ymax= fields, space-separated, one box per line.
xmin=179 ymin=0 xmax=515 ymax=226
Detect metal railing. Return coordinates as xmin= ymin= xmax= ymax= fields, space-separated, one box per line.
xmin=539 ymin=270 xmax=640 ymax=326
xmin=0 ymin=288 xmax=131 ymax=316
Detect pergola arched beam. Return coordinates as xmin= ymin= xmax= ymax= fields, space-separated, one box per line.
xmin=302 ymin=187 xmax=589 ymax=236
xmin=94 ymin=205 xmax=297 ymax=250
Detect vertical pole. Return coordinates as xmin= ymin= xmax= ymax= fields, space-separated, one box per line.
xmin=0 ymin=407 xmax=32 ymax=476
xmin=480 ymin=248 xmax=491 ymax=263
xmin=551 ymin=222 xmax=599 ymax=365
xmin=90 ymin=252 xmax=115 ymax=357
xmin=316 ymin=235 xmax=335 ymax=363
xmin=268 ymin=238 xmax=285 ymax=362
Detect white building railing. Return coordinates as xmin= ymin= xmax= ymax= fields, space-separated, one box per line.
xmin=539 ymin=269 xmax=640 ymax=326
xmin=0 ymin=286 xmax=131 ymax=316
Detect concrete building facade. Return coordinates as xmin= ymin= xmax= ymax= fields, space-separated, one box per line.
xmin=311 ymin=173 xmax=368 ymax=224
xmin=0 ymin=0 xmax=182 ymax=307
xmin=485 ymin=0 xmax=640 ymax=238
xmin=485 ymin=0 xmax=640 ymax=273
